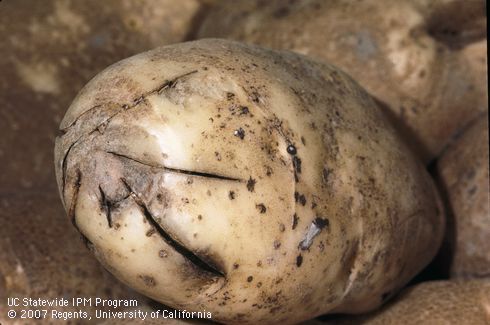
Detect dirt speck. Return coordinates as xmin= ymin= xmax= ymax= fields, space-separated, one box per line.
xmin=247 ymin=177 xmax=256 ymax=192
xmin=256 ymin=203 xmax=266 ymax=214
xmin=296 ymin=255 xmax=303 ymax=267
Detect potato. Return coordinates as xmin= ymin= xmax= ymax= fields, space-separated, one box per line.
xmin=0 ymin=0 xmax=201 ymax=193
xmin=55 ymin=39 xmax=444 ymax=324
xmin=0 ymin=192 xmax=145 ymax=324
xmin=198 ymin=0 xmax=487 ymax=162
xmin=437 ymin=115 xmax=489 ymax=278
xmin=323 ymin=280 xmax=490 ymax=325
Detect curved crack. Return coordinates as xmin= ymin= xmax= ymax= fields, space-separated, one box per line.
xmin=58 ymin=70 xmax=199 ymax=136
xmin=59 ymin=104 xmax=103 ymax=133
xmin=67 ymin=170 xmax=93 ymax=250
xmin=120 ymin=178 xmax=225 ymax=278
xmin=98 ymin=186 xmax=112 ymax=228
xmin=107 ymin=151 xmax=243 ymax=182
xmin=61 ymin=138 xmax=81 ymax=198
xmin=341 ymin=238 xmax=361 ymax=299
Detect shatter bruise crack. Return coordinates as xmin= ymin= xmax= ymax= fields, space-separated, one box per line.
xmin=107 ymin=151 xmax=244 ymax=182
xmin=61 ymin=139 xmax=79 ymax=198
xmin=58 ymin=104 xmax=103 ymax=135
xmin=98 ymin=185 xmax=131 ymax=229
xmin=58 ymin=70 xmax=199 ymax=135
xmin=59 ymin=70 xmax=200 ymax=203
xmin=98 ymin=186 xmax=113 ymax=228
xmin=120 ymin=178 xmax=225 ymax=278
xmin=341 ymin=239 xmax=362 ymax=299
xmin=341 ymin=223 xmax=363 ymax=300
xmin=67 ymin=170 xmax=93 ymax=250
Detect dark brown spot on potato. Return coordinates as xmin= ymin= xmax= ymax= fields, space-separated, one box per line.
xmin=265 ymin=165 xmax=273 ymax=176
xmin=314 ymin=217 xmax=329 ymax=229
xmin=229 ymin=191 xmax=235 ymax=200
xmin=274 ymin=240 xmax=281 ymax=249
xmin=239 ymin=106 xmax=250 ymax=115
xmin=295 ymin=192 xmax=306 ymax=206
xmin=279 ymin=223 xmax=286 ymax=232
xmin=256 ymin=203 xmax=266 ymax=213
xmin=247 ymin=177 xmax=256 ymax=192
xmin=247 ymin=276 xmax=254 ymax=282
xmin=292 ymin=156 xmax=302 ymax=174
xmin=146 ymin=228 xmax=156 ymax=237
xmin=139 ymin=275 xmax=156 ymax=287
xmin=215 ymin=151 xmax=222 ymax=161
xmin=296 ymin=255 xmax=303 ymax=267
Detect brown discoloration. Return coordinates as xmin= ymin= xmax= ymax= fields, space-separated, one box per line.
xmin=274 ymin=240 xmax=281 ymax=250
xmin=246 ymin=177 xmax=256 ymax=192
xmin=292 ymin=213 xmax=299 ymax=230
xmin=295 ymin=192 xmax=306 ymax=206
xmin=138 ymin=275 xmax=157 ymax=287
xmin=296 ymin=255 xmax=303 ymax=267
xmin=256 ymin=203 xmax=267 ymax=214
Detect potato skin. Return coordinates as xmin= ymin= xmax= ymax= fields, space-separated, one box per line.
xmin=198 ymin=0 xmax=487 ymax=162
xmin=55 ymin=39 xmax=444 ymax=324
xmin=437 ymin=115 xmax=489 ymax=278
